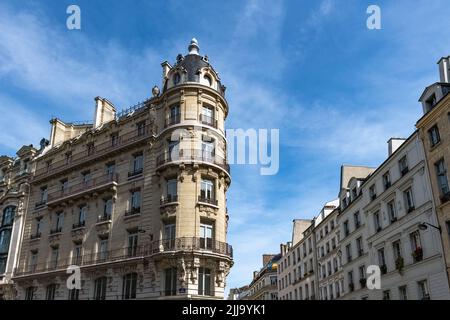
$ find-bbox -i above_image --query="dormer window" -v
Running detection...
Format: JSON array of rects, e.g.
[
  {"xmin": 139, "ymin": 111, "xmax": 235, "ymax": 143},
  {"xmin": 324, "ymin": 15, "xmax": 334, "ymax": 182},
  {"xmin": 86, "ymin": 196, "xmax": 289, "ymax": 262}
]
[
  {"xmin": 204, "ymin": 74, "xmax": 212, "ymax": 86},
  {"xmin": 425, "ymin": 93, "xmax": 437, "ymax": 111},
  {"xmin": 173, "ymin": 73, "xmax": 181, "ymax": 85}
]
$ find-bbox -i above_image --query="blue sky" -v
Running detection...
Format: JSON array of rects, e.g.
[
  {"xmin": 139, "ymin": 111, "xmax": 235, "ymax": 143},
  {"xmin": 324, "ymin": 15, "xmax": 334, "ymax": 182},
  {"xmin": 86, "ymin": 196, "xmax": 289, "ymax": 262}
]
[{"xmin": 1, "ymin": 0, "xmax": 450, "ymax": 293}]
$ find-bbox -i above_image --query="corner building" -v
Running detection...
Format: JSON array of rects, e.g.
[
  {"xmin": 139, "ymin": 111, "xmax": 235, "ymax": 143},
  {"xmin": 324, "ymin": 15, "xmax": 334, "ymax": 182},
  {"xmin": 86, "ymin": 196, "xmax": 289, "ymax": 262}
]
[{"xmin": 13, "ymin": 39, "xmax": 233, "ymax": 300}]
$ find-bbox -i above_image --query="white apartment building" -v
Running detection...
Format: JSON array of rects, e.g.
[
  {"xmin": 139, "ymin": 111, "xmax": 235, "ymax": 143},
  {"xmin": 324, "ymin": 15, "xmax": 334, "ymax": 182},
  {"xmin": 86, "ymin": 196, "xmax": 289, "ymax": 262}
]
[
  {"xmin": 315, "ymin": 200, "xmax": 343, "ymax": 300},
  {"xmin": 363, "ymin": 133, "xmax": 450, "ymax": 300},
  {"xmin": 338, "ymin": 165, "xmax": 376, "ymax": 299}
]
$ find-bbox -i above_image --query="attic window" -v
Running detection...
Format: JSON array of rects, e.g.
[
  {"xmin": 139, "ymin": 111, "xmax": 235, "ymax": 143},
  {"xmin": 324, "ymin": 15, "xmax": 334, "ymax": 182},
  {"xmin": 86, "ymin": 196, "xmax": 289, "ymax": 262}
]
[
  {"xmin": 173, "ymin": 73, "xmax": 181, "ymax": 85},
  {"xmin": 204, "ymin": 74, "xmax": 212, "ymax": 86},
  {"xmin": 426, "ymin": 93, "xmax": 437, "ymax": 111}
]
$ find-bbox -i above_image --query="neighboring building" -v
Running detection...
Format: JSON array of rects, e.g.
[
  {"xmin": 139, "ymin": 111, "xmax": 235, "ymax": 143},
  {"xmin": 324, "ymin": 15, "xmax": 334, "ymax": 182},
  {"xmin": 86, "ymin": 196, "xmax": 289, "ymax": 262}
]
[
  {"xmin": 246, "ymin": 254, "xmax": 280, "ymax": 300},
  {"xmin": 363, "ymin": 133, "xmax": 450, "ymax": 300},
  {"xmin": 315, "ymin": 201, "xmax": 342, "ymax": 300},
  {"xmin": 227, "ymin": 285, "xmax": 249, "ymax": 300},
  {"xmin": 416, "ymin": 56, "xmax": 450, "ymax": 286},
  {"xmin": 338, "ymin": 165, "xmax": 375, "ymax": 300},
  {"xmin": 0, "ymin": 145, "xmax": 39, "ymax": 299},
  {"xmin": 12, "ymin": 39, "xmax": 233, "ymax": 300}
]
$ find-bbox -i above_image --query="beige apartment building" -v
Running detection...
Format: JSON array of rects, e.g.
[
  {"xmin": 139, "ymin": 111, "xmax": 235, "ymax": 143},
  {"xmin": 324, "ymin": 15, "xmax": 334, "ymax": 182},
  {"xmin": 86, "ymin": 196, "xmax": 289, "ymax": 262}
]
[
  {"xmin": 246, "ymin": 254, "xmax": 280, "ymax": 300},
  {"xmin": 0, "ymin": 145, "xmax": 38, "ymax": 299},
  {"xmin": 12, "ymin": 39, "xmax": 233, "ymax": 300},
  {"xmin": 416, "ymin": 56, "xmax": 450, "ymax": 285}
]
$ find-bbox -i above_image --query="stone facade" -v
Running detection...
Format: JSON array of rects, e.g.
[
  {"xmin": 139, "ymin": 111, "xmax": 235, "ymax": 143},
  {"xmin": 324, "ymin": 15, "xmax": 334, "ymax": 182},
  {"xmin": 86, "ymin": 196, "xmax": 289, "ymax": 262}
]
[{"xmin": 11, "ymin": 39, "xmax": 233, "ymax": 300}]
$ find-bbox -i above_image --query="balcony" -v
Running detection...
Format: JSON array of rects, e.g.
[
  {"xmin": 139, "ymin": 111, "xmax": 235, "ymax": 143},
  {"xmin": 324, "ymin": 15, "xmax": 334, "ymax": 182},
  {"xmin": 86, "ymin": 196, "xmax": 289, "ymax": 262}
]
[
  {"xmin": 401, "ymin": 167, "xmax": 409, "ymax": 177},
  {"xmin": 30, "ymin": 233, "xmax": 41, "ymax": 240},
  {"xmin": 198, "ymin": 195, "xmax": 218, "ymax": 206},
  {"xmin": 49, "ymin": 227, "xmax": 62, "ymax": 235},
  {"xmin": 34, "ymin": 200, "xmax": 47, "ymax": 209},
  {"xmin": 72, "ymin": 221, "xmax": 85, "ymax": 230},
  {"xmin": 128, "ymin": 168, "xmax": 143, "ymax": 178},
  {"xmin": 199, "ymin": 114, "xmax": 218, "ymax": 128},
  {"xmin": 164, "ymin": 114, "xmax": 181, "ymax": 128},
  {"xmin": 13, "ymin": 238, "xmax": 233, "ymax": 277},
  {"xmin": 124, "ymin": 207, "xmax": 141, "ymax": 217},
  {"xmin": 97, "ymin": 214, "xmax": 112, "ymax": 223},
  {"xmin": 46, "ymin": 173, "xmax": 118, "ymax": 206},
  {"xmin": 160, "ymin": 195, "xmax": 178, "ymax": 205},
  {"xmin": 33, "ymin": 125, "xmax": 154, "ymax": 182},
  {"xmin": 156, "ymin": 149, "xmax": 230, "ymax": 174}
]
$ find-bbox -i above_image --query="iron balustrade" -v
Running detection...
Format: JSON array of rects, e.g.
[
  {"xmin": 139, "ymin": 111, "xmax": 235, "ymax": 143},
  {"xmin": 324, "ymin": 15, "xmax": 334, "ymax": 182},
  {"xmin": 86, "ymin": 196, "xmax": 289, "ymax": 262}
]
[
  {"xmin": 72, "ymin": 221, "xmax": 85, "ymax": 229},
  {"xmin": 49, "ymin": 227, "xmax": 62, "ymax": 235},
  {"xmin": 14, "ymin": 237, "xmax": 232, "ymax": 277},
  {"xmin": 199, "ymin": 114, "xmax": 217, "ymax": 128},
  {"xmin": 34, "ymin": 125, "xmax": 154, "ymax": 181},
  {"xmin": 124, "ymin": 207, "xmax": 141, "ymax": 216},
  {"xmin": 198, "ymin": 195, "xmax": 218, "ymax": 206},
  {"xmin": 156, "ymin": 149, "xmax": 230, "ymax": 173},
  {"xmin": 46, "ymin": 173, "xmax": 118, "ymax": 204},
  {"xmin": 164, "ymin": 114, "xmax": 181, "ymax": 128},
  {"xmin": 160, "ymin": 195, "xmax": 178, "ymax": 205}
]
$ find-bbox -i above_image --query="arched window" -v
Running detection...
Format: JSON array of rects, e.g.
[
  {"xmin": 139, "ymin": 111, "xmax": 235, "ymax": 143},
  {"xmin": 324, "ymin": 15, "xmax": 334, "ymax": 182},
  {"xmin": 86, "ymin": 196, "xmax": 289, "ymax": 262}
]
[
  {"xmin": 0, "ymin": 229, "xmax": 11, "ymax": 254},
  {"xmin": 1, "ymin": 206, "xmax": 15, "ymax": 227}
]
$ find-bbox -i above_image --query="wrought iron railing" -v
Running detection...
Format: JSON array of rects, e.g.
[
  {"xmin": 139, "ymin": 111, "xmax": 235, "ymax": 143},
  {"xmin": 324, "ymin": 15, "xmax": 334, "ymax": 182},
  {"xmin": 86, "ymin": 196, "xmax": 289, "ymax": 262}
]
[{"xmin": 156, "ymin": 149, "xmax": 229, "ymax": 173}]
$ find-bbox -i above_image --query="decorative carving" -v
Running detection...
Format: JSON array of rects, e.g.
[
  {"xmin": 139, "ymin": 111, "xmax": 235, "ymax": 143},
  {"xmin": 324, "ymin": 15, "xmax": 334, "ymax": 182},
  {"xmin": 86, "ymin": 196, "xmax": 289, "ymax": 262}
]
[
  {"xmin": 96, "ymin": 221, "xmax": 111, "ymax": 237},
  {"xmin": 178, "ymin": 257, "xmax": 187, "ymax": 287},
  {"xmin": 198, "ymin": 203, "xmax": 218, "ymax": 216},
  {"xmin": 160, "ymin": 204, "xmax": 177, "ymax": 219}
]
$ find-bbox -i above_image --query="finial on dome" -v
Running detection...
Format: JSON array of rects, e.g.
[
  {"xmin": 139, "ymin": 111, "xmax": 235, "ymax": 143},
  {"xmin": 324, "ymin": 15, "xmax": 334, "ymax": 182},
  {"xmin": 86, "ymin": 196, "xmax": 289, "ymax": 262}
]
[{"xmin": 188, "ymin": 38, "xmax": 199, "ymax": 55}]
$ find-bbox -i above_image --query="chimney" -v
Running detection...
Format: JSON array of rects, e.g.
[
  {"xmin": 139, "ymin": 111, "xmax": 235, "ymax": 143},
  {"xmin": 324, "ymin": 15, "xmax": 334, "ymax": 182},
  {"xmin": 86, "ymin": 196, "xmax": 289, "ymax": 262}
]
[
  {"xmin": 94, "ymin": 97, "xmax": 116, "ymax": 128},
  {"xmin": 438, "ymin": 56, "xmax": 450, "ymax": 83},
  {"xmin": 387, "ymin": 138, "xmax": 406, "ymax": 156}
]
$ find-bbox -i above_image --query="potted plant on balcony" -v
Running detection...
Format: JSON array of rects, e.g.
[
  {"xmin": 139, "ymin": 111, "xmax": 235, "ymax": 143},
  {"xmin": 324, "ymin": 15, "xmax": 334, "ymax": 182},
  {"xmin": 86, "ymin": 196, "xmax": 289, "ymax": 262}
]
[
  {"xmin": 412, "ymin": 247, "xmax": 423, "ymax": 262},
  {"xmin": 395, "ymin": 256, "xmax": 404, "ymax": 275}
]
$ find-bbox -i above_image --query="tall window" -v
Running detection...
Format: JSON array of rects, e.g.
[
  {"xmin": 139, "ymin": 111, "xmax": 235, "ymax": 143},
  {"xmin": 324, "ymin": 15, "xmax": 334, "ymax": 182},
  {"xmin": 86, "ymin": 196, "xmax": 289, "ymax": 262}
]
[
  {"xmin": 82, "ymin": 171, "xmax": 91, "ymax": 185},
  {"xmin": 86, "ymin": 143, "xmax": 95, "ymax": 156},
  {"xmin": 200, "ymin": 179, "xmax": 215, "ymax": 202},
  {"xmin": 410, "ymin": 231, "xmax": 423, "ymax": 262},
  {"xmin": 137, "ymin": 121, "xmax": 146, "ymax": 136},
  {"xmin": 50, "ymin": 246, "xmax": 59, "ymax": 269},
  {"xmin": 399, "ymin": 286, "xmax": 408, "ymax": 300},
  {"xmin": 345, "ymin": 244, "xmax": 352, "ymax": 262},
  {"xmin": 348, "ymin": 271, "xmax": 354, "ymax": 287},
  {"xmin": 201, "ymin": 141, "xmax": 215, "ymax": 161},
  {"xmin": 130, "ymin": 190, "xmax": 141, "ymax": 212},
  {"xmin": 103, "ymin": 198, "xmax": 113, "ymax": 220},
  {"xmin": 25, "ymin": 287, "xmax": 35, "ymax": 300},
  {"xmin": 201, "ymin": 105, "xmax": 214, "ymax": 126},
  {"xmin": 0, "ymin": 230, "xmax": 11, "ymax": 254},
  {"xmin": 418, "ymin": 280, "xmax": 430, "ymax": 300},
  {"xmin": 382, "ymin": 172, "xmax": 391, "ymax": 190},
  {"xmin": 78, "ymin": 205, "xmax": 87, "ymax": 226},
  {"xmin": 111, "ymin": 133, "xmax": 119, "ymax": 147},
  {"xmin": 200, "ymin": 223, "xmax": 213, "ymax": 250},
  {"xmin": 399, "ymin": 156, "xmax": 409, "ymax": 176},
  {"xmin": 369, "ymin": 184, "xmax": 376, "ymax": 200},
  {"xmin": 99, "ymin": 238, "xmax": 108, "ymax": 261},
  {"xmin": 127, "ymin": 231, "xmax": 138, "ymax": 257},
  {"xmin": 393, "ymin": 240, "xmax": 402, "ymax": 261},
  {"xmin": 166, "ymin": 179, "xmax": 177, "ymax": 202},
  {"xmin": 378, "ymin": 248, "xmax": 386, "ymax": 269},
  {"xmin": 0, "ymin": 256, "xmax": 6, "ymax": 274},
  {"xmin": 354, "ymin": 211, "xmax": 361, "ymax": 229},
  {"xmin": 94, "ymin": 277, "xmax": 107, "ymax": 300},
  {"xmin": 61, "ymin": 179, "xmax": 69, "ymax": 193},
  {"xmin": 46, "ymin": 284, "xmax": 56, "ymax": 300},
  {"xmin": 40, "ymin": 187, "xmax": 48, "ymax": 204},
  {"xmin": 68, "ymin": 289, "xmax": 80, "ymax": 300},
  {"xmin": 374, "ymin": 211, "xmax": 381, "ymax": 232},
  {"xmin": 131, "ymin": 153, "xmax": 143, "ymax": 175},
  {"xmin": 164, "ymin": 224, "xmax": 176, "ymax": 249},
  {"xmin": 343, "ymin": 220, "xmax": 350, "ymax": 237},
  {"xmin": 428, "ymin": 125, "xmax": 441, "ymax": 147},
  {"xmin": 36, "ymin": 218, "xmax": 43, "ymax": 237},
  {"xmin": 55, "ymin": 212, "xmax": 64, "ymax": 232},
  {"xmin": 435, "ymin": 159, "xmax": 450, "ymax": 198},
  {"xmin": 29, "ymin": 251, "xmax": 38, "ymax": 272},
  {"xmin": 383, "ymin": 290, "xmax": 391, "ymax": 300},
  {"xmin": 404, "ymin": 188, "xmax": 415, "ymax": 212},
  {"xmin": 72, "ymin": 243, "xmax": 82, "ymax": 265},
  {"xmin": 122, "ymin": 273, "xmax": 137, "ymax": 299},
  {"xmin": 164, "ymin": 267, "xmax": 177, "ymax": 296},
  {"xmin": 198, "ymin": 267, "xmax": 212, "ymax": 296},
  {"xmin": 106, "ymin": 162, "xmax": 115, "ymax": 177},
  {"xmin": 387, "ymin": 200, "xmax": 397, "ymax": 222},
  {"xmin": 356, "ymin": 237, "xmax": 363, "ymax": 256}
]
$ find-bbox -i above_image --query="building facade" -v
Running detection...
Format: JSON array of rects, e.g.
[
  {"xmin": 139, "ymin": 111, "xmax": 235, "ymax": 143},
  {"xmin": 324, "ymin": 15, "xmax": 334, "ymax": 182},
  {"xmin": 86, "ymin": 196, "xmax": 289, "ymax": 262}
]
[
  {"xmin": 0, "ymin": 145, "xmax": 38, "ymax": 299},
  {"xmin": 363, "ymin": 133, "xmax": 450, "ymax": 300},
  {"xmin": 246, "ymin": 254, "xmax": 280, "ymax": 300},
  {"xmin": 416, "ymin": 56, "xmax": 450, "ymax": 286},
  {"xmin": 12, "ymin": 39, "xmax": 233, "ymax": 300}
]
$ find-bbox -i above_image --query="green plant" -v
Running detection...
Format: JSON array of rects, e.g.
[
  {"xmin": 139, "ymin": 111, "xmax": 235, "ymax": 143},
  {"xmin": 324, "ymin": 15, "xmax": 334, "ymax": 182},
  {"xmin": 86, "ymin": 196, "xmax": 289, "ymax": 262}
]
[{"xmin": 395, "ymin": 257, "xmax": 404, "ymax": 274}]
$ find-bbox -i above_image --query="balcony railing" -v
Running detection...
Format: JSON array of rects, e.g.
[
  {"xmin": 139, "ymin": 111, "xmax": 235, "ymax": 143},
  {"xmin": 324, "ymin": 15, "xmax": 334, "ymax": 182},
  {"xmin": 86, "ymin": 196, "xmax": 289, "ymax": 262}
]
[
  {"xmin": 160, "ymin": 195, "xmax": 178, "ymax": 205},
  {"xmin": 128, "ymin": 168, "xmax": 143, "ymax": 178},
  {"xmin": 72, "ymin": 221, "xmax": 85, "ymax": 229},
  {"xmin": 164, "ymin": 114, "xmax": 181, "ymax": 128},
  {"xmin": 198, "ymin": 195, "xmax": 218, "ymax": 206},
  {"xmin": 14, "ymin": 237, "xmax": 232, "ymax": 277},
  {"xmin": 30, "ymin": 233, "xmax": 41, "ymax": 240},
  {"xmin": 199, "ymin": 114, "xmax": 217, "ymax": 128},
  {"xmin": 124, "ymin": 207, "xmax": 141, "ymax": 217},
  {"xmin": 33, "ymin": 125, "xmax": 154, "ymax": 181},
  {"xmin": 46, "ymin": 173, "xmax": 118, "ymax": 205},
  {"xmin": 97, "ymin": 214, "xmax": 112, "ymax": 223},
  {"xmin": 49, "ymin": 227, "xmax": 62, "ymax": 235},
  {"xmin": 35, "ymin": 200, "xmax": 47, "ymax": 209},
  {"xmin": 156, "ymin": 149, "xmax": 230, "ymax": 173}
]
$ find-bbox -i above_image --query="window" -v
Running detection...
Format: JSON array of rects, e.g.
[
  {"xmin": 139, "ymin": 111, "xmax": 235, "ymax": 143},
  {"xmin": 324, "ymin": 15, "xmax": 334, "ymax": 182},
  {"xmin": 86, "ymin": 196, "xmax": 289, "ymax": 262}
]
[
  {"xmin": 64, "ymin": 152, "xmax": 72, "ymax": 165},
  {"xmin": 378, "ymin": 248, "xmax": 386, "ymax": 273},
  {"xmin": 46, "ymin": 284, "xmax": 56, "ymax": 300},
  {"xmin": 428, "ymin": 125, "xmax": 441, "ymax": 147},
  {"xmin": 122, "ymin": 273, "xmax": 137, "ymax": 299},
  {"xmin": 106, "ymin": 162, "xmax": 115, "ymax": 177},
  {"xmin": 35, "ymin": 218, "xmax": 43, "ymax": 237},
  {"xmin": 25, "ymin": 287, "xmax": 35, "ymax": 300},
  {"xmin": 435, "ymin": 159, "xmax": 450, "ymax": 200},
  {"xmin": 168, "ymin": 105, "xmax": 181, "ymax": 126},
  {"xmin": 325, "ymin": 225, "xmax": 329, "ymax": 235},
  {"xmin": 404, "ymin": 188, "xmax": 415, "ymax": 212},
  {"xmin": 39, "ymin": 187, "xmax": 48, "ymax": 204},
  {"xmin": 72, "ymin": 243, "xmax": 82, "ymax": 265},
  {"xmin": 418, "ymin": 280, "xmax": 430, "ymax": 300},
  {"xmin": 0, "ymin": 230, "xmax": 11, "ymax": 254},
  {"xmin": 50, "ymin": 246, "xmax": 59, "ymax": 269},
  {"xmin": 166, "ymin": 179, "xmax": 177, "ymax": 202},
  {"xmin": 98, "ymin": 238, "xmax": 108, "ymax": 261},
  {"xmin": 54, "ymin": 212, "xmax": 64, "ymax": 233},
  {"xmin": 103, "ymin": 198, "xmax": 113, "ymax": 220},
  {"xmin": 127, "ymin": 231, "xmax": 138, "ymax": 257},
  {"xmin": 173, "ymin": 73, "xmax": 181, "ymax": 85},
  {"xmin": 354, "ymin": 211, "xmax": 361, "ymax": 229},
  {"xmin": 2, "ymin": 206, "xmax": 15, "ymax": 227},
  {"xmin": 356, "ymin": 237, "xmax": 363, "ymax": 256},
  {"xmin": 200, "ymin": 223, "xmax": 213, "ymax": 250},
  {"xmin": 68, "ymin": 289, "xmax": 80, "ymax": 300},
  {"xmin": 131, "ymin": 153, "xmax": 143, "ymax": 175},
  {"xmin": 399, "ymin": 286, "xmax": 408, "ymax": 300},
  {"xmin": 345, "ymin": 244, "xmax": 352, "ymax": 262},
  {"xmin": 410, "ymin": 231, "xmax": 423, "ymax": 262},
  {"xmin": 348, "ymin": 271, "xmax": 354, "ymax": 291},
  {"xmin": 446, "ymin": 220, "xmax": 450, "ymax": 236},
  {"xmin": 201, "ymin": 140, "xmax": 215, "ymax": 161},
  {"xmin": 29, "ymin": 251, "xmax": 38, "ymax": 272},
  {"xmin": 204, "ymin": 74, "xmax": 212, "ymax": 86},
  {"xmin": 78, "ymin": 205, "xmax": 87, "ymax": 226},
  {"xmin": 60, "ymin": 179, "xmax": 69, "ymax": 193},
  {"xmin": 326, "ymin": 242, "xmax": 330, "ymax": 254},
  {"xmin": 351, "ymin": 187, "xmax": 358, "ymax": 200},
  {"xmin": 164, "ymin": 267, "xmax": 177, "ymax": 296},
  {"xmin": 383, "ymin": 172, "xmax": 391, "ymax": 190},
  {"xmin": 164, "ymin": 224, "xmax": 176, "ymax": 249},
  {"xmin": 369, "ymin": 184, "xmax": 376, "ymax": 200},
  {"xmin": 86, "ymin": 143, "xmax": 95, "ymax": 156},
  {"xmin": 136, "ymin": 121, "xmax": 146, "ymax": 136},
  {"xmin": 387, "ymin": 200, "xmax": 397, "ymax": 222},
  {"xmin": 343, "ymin": 220, "xmax": 350, "ymax": 237},
  {"xmin": 383, "ymin": 290, "xmax": 391, "ymax": 300},
  {"xmin": 399, "ymin": 156, "xmax": 409, "ymax": 176},
  {"xmin": 130, "ymin": 190, "xmax": 141, "ymax": 212},
  {"xmin": 359, "ymin": 265, "xmax": 366, "ymax": 288},
  {"xmin": 201, "ymin": 105, "xmax": 215, "ymax": 126},
  {"xmin": 82, "ymin": 170, "xmax": 91, "ymax": 185},
  {"xmin": 393, "ymin": 240, "xmax": 403, "ymax": 269},
  {"xmin": 200, "ymin": 179, "xmax": 215, "ymax": 203},
  {"xmin": 94, "ymin": 277, "xmax": 107, "ymax": 300},
  {"xmin": 374, "ymin": 211, "xmax": 382, "ymax": 232},
  {"xmin": 331, "ymin": 238, "xmax": 336, "ymax": 249},
  {"xmin": 111, "ymin": 133, "xmax": 119, "ymax": 146}
]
